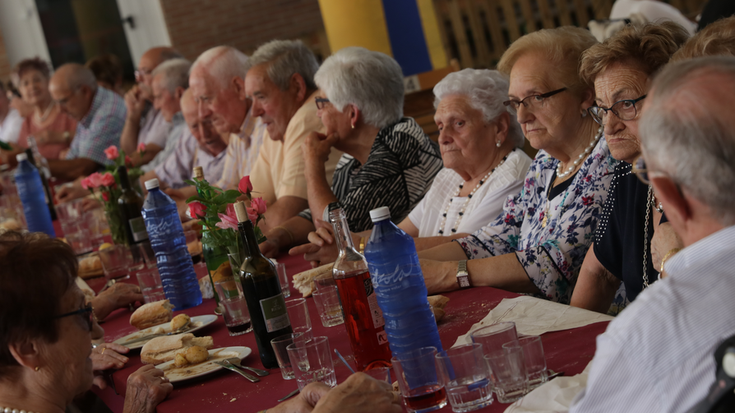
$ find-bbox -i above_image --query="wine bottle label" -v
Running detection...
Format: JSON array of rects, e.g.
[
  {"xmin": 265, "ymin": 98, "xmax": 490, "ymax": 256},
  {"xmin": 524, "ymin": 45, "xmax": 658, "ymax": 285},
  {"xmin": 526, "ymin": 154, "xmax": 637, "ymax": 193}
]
[
  {"xmin": 260, "ymin": 293, "xmax": 290, "ymax": 333},
  {"xmin": 364, "ymin": 278, "xmax": 385, "ymax": 329},
  {"xmin": 128, "ymin": 217, "xmax": 149, "ymax": 242}
]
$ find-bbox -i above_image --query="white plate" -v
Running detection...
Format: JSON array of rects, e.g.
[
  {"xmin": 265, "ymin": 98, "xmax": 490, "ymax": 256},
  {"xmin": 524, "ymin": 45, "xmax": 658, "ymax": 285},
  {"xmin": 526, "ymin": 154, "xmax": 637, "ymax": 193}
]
[
  {"xmin": 113, "ymin": 315, "xmax": 218, "ymax": 350},
  {"xmin": 158, "ymin": 346, "xmax": 252, "ymax": 383}
]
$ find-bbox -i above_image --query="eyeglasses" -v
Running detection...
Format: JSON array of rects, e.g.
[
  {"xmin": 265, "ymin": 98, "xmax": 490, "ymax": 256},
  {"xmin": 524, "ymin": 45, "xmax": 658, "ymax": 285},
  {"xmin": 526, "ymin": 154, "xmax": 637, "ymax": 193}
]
[
  {"xmin": 588, "ymin": 95, "xmax": 646, "ymax": 125},
  {"xmin": 134, "ymin": 68, "xmax": 153, "ymax": 81},
  {"xmin": 314, "ymin": 97, "xmax": 330, "ymax": 110},
  {"xmin": 55, "ymin": 88, "xmax": 78, "ymax": 106},
  {"xmin": 503, "ymin": 87, "xmax": 567, "ymax": 112},
  {"xmin": 54, "ymin": 303, "xmax": 95, "ymax": 332}
]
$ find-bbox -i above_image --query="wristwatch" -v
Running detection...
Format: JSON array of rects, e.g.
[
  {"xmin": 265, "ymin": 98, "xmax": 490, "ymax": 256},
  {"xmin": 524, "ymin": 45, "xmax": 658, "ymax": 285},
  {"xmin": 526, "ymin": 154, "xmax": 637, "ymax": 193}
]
[{"xmin": 456, "ymin": 260, "xmax": 471, "ymax": 288}]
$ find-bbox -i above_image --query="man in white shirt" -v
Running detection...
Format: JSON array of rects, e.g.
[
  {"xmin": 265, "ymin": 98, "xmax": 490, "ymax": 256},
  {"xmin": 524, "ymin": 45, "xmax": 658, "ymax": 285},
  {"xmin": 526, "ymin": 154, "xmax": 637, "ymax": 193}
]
[
  {"xmin": 569, "ymin": 56, "xmax": 735, "ymax": 413},
  {"xmin": 0, "ymin": 84, "xmax": 22, "ymax": 145}
]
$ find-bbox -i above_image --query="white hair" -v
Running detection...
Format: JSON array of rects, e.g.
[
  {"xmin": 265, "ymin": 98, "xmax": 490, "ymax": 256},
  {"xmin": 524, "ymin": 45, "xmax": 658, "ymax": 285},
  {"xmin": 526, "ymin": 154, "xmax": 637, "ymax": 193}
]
[
  {"xmin": 191, "ymin": 46, "xmax": 249, "ymax": 89},
  {"xmin": 152, "ymin": 58, "xmax": 191, "ymax": 93},
  {"xmin": 64, "ymin": 63, "xmax": 97, "ymax": 91},
  {"xmin": 245, "ymin": 40, "xmax": 318, "ymax": 91},
  {"xmin": 314, "ymin": 47, "xmax": 403, "ymax": 129},
  {"xmin": 640, "ymin": 56, "xmax": 735, "ymax": 226},
  {"xmin": 433, "ymin": 69, "xmax": 525, "ymax": 148}
]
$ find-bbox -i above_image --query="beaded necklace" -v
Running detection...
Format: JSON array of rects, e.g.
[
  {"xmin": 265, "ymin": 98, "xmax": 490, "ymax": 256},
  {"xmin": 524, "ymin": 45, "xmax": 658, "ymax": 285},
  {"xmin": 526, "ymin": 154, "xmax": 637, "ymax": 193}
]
[{"xmin": 437, "ymin": 152, "xmax": 510, "ymax": 235}]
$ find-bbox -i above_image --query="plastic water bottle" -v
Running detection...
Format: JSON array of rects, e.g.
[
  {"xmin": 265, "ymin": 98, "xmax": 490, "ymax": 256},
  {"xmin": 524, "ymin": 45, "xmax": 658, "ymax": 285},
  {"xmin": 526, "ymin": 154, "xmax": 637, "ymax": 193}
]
[
  {"xmin": 14, "ymin": 153, "xmax": 55, "ymax": 237},
  {"xmin": 364, "ymin": 206, "xmax": 443, "ymax": 358},
  {"xmin": 141, "ymin": 179, "xmax": 201, "ymax": 310}
]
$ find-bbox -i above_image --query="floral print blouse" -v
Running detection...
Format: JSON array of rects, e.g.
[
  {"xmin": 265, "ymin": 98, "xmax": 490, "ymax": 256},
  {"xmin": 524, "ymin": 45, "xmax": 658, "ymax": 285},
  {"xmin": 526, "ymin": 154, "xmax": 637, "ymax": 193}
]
[{"xmin": 456, "ymin": 136, "xmax": 618, "ymax": 304}]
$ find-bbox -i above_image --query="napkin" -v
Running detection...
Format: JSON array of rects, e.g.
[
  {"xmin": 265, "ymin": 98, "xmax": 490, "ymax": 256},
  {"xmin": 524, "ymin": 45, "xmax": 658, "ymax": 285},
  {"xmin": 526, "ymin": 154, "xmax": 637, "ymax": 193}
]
[
  {"xmin": 503, "ymin": 362, "xmax": 593, "ymax": 413},
  {"xmin": 453, "ymin": 296, "xmax": 613, "ymax": 347}
]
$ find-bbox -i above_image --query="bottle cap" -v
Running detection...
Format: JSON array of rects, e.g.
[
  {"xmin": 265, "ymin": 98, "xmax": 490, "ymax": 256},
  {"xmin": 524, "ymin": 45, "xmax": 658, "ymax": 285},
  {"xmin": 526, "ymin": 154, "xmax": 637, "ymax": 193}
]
[
  {"xmin": 234, "ymin": 201, "xmax": 249, "ymax": 223},
  {"xmin": 144, "ymin": 179, "xmax": 160, "ymax": 190},
  {"xmin": 16, "ymin": 153, "xmax": 28, "ymax": 162},
  {"xmin": 369, "ymin": 206, "xmax": 391, "ymax": 222}
]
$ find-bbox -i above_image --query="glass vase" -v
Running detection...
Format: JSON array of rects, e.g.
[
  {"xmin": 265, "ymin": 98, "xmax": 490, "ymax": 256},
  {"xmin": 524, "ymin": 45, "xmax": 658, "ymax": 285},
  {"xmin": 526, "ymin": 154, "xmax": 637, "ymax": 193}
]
[
  {"xmin": 104, "ymin": 205, "xmax": 127, "ymax": 246},
  {"xmin": 202, "ymin": 243, "xmax": 231, "ymax": 307}
]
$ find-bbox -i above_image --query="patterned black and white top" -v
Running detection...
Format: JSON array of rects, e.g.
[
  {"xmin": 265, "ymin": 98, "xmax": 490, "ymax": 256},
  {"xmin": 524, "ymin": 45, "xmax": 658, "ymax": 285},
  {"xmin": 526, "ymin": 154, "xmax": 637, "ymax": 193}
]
[{"xmin": 298, "ymin": 117, "xmax": 443, "ymax": 232}]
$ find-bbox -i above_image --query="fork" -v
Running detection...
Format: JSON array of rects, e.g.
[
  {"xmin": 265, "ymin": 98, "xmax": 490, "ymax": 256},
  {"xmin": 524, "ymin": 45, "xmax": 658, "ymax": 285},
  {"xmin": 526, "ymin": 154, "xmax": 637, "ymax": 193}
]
[
  {"xmin": 225, "ymin": 358, "xmax": 270, "ymax": 377},
  {"xmin": 214, "ymin": 361, "xmax": 260, "ymax": 383}
]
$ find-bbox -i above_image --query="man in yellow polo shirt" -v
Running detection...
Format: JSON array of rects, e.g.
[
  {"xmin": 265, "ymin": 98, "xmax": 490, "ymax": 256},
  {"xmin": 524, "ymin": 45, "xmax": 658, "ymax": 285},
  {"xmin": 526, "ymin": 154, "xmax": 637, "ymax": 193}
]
[{"xmin": 244, "ymin": 40, "xmax": 341, "ymax": 233}]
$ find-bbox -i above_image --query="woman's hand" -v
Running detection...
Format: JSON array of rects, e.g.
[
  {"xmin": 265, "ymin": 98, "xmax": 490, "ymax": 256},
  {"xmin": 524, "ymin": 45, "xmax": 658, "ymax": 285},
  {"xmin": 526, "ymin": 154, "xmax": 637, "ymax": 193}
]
[
  {"xmin": 302, "ymin": 132, "xmax": 338, "ymax": 168},
  {"xmin": 91, "ymin": 343, "xmax": 130, "ymax": 389},
  {"xmin": 92, "ymin": 283, "xmax": 144, "ymax": 320},
  {"xmin": 651, "ymin": 222, "xmax": 683, "ymax": 274},
  {"xmin": 312, "ymin": 373, "xmax": 402, "ymax": 413},
  {"xmin": 259, "ymin": 238, "xmax": 281, "ymax": 258},
  {"xmin": 123, "ymin": 365, "xmax": 173, "ymax": 413},
  {"xmin": 289, "ymin": 227, "xmax": 338, "ymax": 267}
]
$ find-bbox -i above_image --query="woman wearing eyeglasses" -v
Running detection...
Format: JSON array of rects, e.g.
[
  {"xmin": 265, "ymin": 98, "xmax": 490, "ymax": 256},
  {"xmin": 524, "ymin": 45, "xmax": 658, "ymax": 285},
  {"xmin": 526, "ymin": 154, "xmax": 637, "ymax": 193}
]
[
  {"xmin": 416, "ymin": 26, "xmax": 617, "ymax": 304},
  {"xmin": 259, "ymin": 47, "xmax": 444, "ymax": 257},
  {"xmin": 570, "ymin": 22, "xmax": 689, "ymax": 314},
  {"xmin": 0, "ymin": 232, "xmax": 172, "ymax": 413}
]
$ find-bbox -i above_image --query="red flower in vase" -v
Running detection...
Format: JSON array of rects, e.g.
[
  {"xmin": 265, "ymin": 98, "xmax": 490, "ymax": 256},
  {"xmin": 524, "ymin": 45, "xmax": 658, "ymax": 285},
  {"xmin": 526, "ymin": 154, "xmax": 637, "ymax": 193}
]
[
  {"xmin": 104, "ymin": 146, "xmax": 119, "ymax": 160},
  {"xmin": 188, "ymin": 201, "xmax": 207, "ymax": 219},
  {"xmin": 238, "ymin": 176, "xmax": 253, "ymax": 194}
]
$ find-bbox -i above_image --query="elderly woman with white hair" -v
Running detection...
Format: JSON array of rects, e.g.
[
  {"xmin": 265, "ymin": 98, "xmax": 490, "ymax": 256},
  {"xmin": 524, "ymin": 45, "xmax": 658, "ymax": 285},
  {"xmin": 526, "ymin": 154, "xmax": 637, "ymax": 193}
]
[
  {"xmin": 259, "ymin": 47, "xmax": 444, "ymax": 257},
  {"xmin": 290, "ymin": 68, "xmax": 532, "ymax": 265}
]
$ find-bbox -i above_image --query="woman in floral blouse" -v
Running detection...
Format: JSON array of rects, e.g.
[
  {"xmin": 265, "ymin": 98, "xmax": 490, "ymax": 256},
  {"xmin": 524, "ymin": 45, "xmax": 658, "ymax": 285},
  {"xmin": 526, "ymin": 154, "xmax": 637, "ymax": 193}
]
[{"xmin": 419, "ymin": 26, "xmax": 618, "ymax": 304}]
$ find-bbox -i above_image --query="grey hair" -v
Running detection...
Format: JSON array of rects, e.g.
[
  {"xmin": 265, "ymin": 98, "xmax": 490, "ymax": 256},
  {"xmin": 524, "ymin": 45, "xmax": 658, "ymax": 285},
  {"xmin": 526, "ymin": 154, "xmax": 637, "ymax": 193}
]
[
  {"xmin": 314, "ymin": 47, "xmax": 403, "ymax": 128},
  {"xmin": 191, "ymin": 46, "xmax": 249, "ymax": 89},
  {"xmin": 245, "ymin": 40, "xmax": 318, "ymax": 91},
  {"xmin": 433, "ymin": 69, "xmax": 525, "ymax": 148},
  {"xmin": 152, "ymin": 58, "xmax": 191, "ymax": 93},
  {"xmin": 66, "ymin": 64, "xmax": 97, "ymax": 92},
  {"xmin": 640, "ymin": 56, "xmax": 735, "ymax": 226}
]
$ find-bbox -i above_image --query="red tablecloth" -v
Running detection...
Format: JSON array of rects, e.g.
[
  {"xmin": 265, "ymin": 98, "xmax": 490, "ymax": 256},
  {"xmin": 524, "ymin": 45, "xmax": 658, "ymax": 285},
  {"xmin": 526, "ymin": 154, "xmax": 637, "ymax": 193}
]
[{"xmin": 88, "ymin": 254, "xmax": 609, "ymax": 413}]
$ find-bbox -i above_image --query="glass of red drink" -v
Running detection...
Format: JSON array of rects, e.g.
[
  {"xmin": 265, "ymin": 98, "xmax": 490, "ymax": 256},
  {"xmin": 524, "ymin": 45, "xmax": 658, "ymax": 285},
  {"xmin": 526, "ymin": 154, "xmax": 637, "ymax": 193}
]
[{"xmin": 391, "ymin": 346, "xmax": 447, "ymax": 412}]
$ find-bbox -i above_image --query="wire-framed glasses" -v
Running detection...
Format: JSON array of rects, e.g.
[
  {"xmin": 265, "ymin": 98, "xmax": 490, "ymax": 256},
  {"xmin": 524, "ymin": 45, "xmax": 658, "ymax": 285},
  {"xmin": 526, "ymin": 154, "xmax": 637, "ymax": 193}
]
[
  {"xmin": 314, "ymin": 97, "xmax": 330, "ymax": 110},
  {"xmin": 588, "ymin": 95, "xmax": 647, "ymax": 125},
  {"xmin": 503, "ymin": 87, "xmax": 567, "ymax": 112}
]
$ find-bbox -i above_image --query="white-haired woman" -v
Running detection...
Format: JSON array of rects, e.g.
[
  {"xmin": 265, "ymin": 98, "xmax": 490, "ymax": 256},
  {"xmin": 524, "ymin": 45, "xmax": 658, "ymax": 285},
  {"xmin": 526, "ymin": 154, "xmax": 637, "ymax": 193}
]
[
  {"xmin": 259, "ymin": 47, "xmax": 444, "ymax": 257},
  {"xmin": 290, "ymin": 68, "xmax": 532, "ymax": 266}
]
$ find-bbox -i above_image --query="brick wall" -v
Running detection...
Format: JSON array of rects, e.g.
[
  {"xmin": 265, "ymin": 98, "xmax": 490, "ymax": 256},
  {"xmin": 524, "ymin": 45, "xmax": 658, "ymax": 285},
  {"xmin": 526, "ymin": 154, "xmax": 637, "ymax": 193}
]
[{"xmin": 159, "ymin": 0, "xmax": 328, "ymax": 61}]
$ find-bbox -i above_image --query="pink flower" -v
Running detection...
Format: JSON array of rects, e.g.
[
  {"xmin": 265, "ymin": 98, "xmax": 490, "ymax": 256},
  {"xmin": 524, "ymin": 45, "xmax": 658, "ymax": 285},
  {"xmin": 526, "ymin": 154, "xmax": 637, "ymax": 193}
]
[
  {"xmin": 102, "ymin": 192, "xmax": 110, "ymax": 202},
  {"xmin": 86, "ymin": 172, "xmax": 104, "ymax": 188},
  {"xmin": 215, "ymin": 204, "xmax": 239, "ymax": 230},
  {"xmin": 245, "ymin": 206, "xmax": 258, "ymax": 223},
  {"xmin": 251, "ymin": 197, "xmax": 267, "ymax": 215},
  {"xmin": 100, "ymin": 172, "xmax": 116, "ymax": 187},
  {"xmin": 238, "ymin": 176, "xmax": 253, "ymax": 194},
  {"xmin": 137, "ymin": 143, "xmax": 146, "ymax": 153},
  {"xmin": 104, "ymin": 146, "xmax": 119, "ymax": 160},
  {"xmin": 188, "ymin": 201, "xmax": 207, "ymax": 219},
  {"xmin": 81, "ymin": 177, "xmax": 91, "ymax": 190},
  {"xmin": 125, "ymin": 156, "xmax": 133, "ymax": 168}
]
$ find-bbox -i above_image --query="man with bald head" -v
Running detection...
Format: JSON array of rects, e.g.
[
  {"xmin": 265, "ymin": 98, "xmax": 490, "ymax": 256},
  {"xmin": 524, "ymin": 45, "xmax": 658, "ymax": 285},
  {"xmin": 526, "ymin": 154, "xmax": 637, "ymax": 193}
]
[
  {"xmin": 120, "ymin": 46, "xmax": 183, "ymax": 165},
  {"xmin": 569, "ymin": 56, "xmax": 735, "ymax": 413},
  {"xmin": 48, "ymin": 63, "xmax": 125, "ymax": 180},
  {"xmin": 140, "ymin": 89, "xmax": 228, "ymax": 190}
]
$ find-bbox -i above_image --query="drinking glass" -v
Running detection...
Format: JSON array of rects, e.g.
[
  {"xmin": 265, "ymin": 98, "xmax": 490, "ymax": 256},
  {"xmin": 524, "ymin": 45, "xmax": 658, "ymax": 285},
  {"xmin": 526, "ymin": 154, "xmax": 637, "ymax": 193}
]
[
  {"xmin": 392, "ymin": 346, "xmax": 447, "ymax": 413},
  {"xmin": 135, "ymin": 267, "xmax": 166, "ymax": 303},
  {"xmin": 287, "ymin": 336, "xmax": 336, "ymax": 390},
  {"xmin": 276, "ymin": 263, "xmax": 290, "ymax": 298},
  {"xmin": 484, "ymin": 347, "xmax": 527, "ymax": 403},
  {"xmin": 312, "ymin": 286, "xmax": 344, "ymax": 327},
  {"xmin": 99, "ymin": 245, "xmax": 132, "ymax": 280},
  {"xmin": 285, "ymin": 298, "xmax": 313, "ymax": 338},
  {"xmin": 270, "ymin": 331, "xmax": 307, "ymax": 380},
  {"xmin": 363, "ymin": 366, "xmax": 391, "ymax": 383},
  {"xmin": 503, "ymin": 336, "xmax": 547, "ymax": 391},
  {"xmin": 470, "ymin": 322, "xmax": 519, "ymax": 356},
  {"xmin": 435, "ymin": 343, "xmax": 494, "ymax": 412},
  {"xmin": 214, "ymin": 279, "xmax": 252, "ymax": 336}
]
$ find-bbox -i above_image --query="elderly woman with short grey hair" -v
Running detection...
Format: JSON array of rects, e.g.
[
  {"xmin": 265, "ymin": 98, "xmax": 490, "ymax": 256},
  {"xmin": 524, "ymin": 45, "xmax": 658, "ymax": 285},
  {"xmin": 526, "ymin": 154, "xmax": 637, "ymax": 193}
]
[{"xmin": 259, "ymin": 47, "xmax": 444, "ymax": 258}]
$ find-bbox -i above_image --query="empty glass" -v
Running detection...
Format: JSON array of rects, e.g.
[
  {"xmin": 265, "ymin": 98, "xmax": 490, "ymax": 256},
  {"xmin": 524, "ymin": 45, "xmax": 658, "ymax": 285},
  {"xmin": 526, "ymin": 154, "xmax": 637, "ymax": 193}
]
[
  {"xmin": 312, "ymin": 285, "xmax": 344, "ymax": 327},
  {"xmin": 270, "ymin": 331, "xmax": 307, "ymax": 380},
  {"xmin": 484, "ymin": 347, "xmax": 527, "ymax": 404},
  {"xmin": 287, "ymin": 336, "xmax": 336, "ymax": 390},
  {"xmin": 436, "ymin": 343, "xmax": 493, "ymax": 412},
  {"xmin": 276, "ymin": 263, "xmax": 290, "ymax": 298},
  {"xmin": 285, "ymin": 298, "xmax": 313, "ymax": 338},
  {"xmin": 503, "ymin": 335, "xmax": 547, "ymax": 391},
  {"xmin": 99, "ymin": 245, "xmax": 132, "ymax": 280},
  {"xmin": 135, "ymin": 267, "xmax": 166, "ymax": 303},
  {"xmin": 470, "ymin": 322, "xmax": 519, "ymax": 355}
]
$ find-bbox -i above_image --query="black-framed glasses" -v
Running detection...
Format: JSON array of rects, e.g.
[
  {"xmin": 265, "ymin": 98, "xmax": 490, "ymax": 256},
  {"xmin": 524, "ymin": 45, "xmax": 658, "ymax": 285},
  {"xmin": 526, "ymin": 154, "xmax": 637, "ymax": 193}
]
[
  {"xmin": 54, "ymin": 303, "xmax": 95, "ymax": 332},
  {"xmin": 588, "ymin": 95, "xmax": 646, "ymax": 125},
  {"xmin": 503, "ymin": 87, "xmax": 567, "ymax": 112},
  {"xmin": 314, "ymin": 97, "xmax": 330, "ymax": 110}
]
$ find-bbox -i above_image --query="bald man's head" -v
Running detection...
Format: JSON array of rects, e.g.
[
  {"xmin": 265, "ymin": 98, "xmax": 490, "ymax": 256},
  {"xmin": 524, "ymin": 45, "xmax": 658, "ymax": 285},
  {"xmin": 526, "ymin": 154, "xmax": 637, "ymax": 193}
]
[
  {"xmin": 49, "ymin": 63, "xmax": 97, "ymax": 121},
  {"xmin": 137, "ymin": 46, "xmax": 183, "ymax": 99}
]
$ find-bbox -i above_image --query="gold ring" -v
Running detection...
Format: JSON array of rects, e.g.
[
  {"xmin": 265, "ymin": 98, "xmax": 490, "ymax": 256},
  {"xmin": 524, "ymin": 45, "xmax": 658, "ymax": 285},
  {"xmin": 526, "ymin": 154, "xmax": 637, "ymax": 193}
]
[{"xmin": 101, "ymin": 347, "xmax": 106, "ymax": 355}]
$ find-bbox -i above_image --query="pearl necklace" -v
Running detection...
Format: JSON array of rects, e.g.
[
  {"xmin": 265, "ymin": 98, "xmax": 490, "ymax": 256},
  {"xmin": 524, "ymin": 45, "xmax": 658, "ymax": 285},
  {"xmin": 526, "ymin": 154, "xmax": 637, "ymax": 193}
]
[
  {"xmin": 33, "ymin": 101, "xmax": 56, "ymax": 125},
  {"xmin": 0, "ymin": 406, "xmax": 39, "ymax": 413},
  {"xmin": 556, "ymin": 127, "xmax": 603, "ymax": 179},
  {"xmin": 437, "ymin": 152, "xmax": 510, "ymax": 235}
]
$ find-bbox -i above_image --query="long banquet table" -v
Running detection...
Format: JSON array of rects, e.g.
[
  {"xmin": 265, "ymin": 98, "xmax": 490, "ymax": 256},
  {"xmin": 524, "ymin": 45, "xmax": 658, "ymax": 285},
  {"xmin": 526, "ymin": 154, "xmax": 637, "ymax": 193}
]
[{"xmin": 87, "ymin": 253, "xmax": 609, "ymax": 413}]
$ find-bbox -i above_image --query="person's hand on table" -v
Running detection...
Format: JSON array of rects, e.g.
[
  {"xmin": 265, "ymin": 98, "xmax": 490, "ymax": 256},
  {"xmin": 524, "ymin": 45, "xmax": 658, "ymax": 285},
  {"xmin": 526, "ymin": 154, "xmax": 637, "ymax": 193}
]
[
  {"xmin": 651, "ymin": 222, "xmax": 683, "ymax": 276},
  {"xmin": 92, "ymin": 283, "xmax": 144, "ymax": 320},
  {"xmin": 312, "ymin": 373, "xmax": 402, "ymax": 413},
  {"xmin": 164, "ymin": 187, "xmax": 187, "ymax": 200},
  {"xmin": 260, "ymin": 238, "xmax": 281, "ymax": 258},
  {"xmin": 289, "ymin": 226, "xmax": 338, "ymax": 268},
  {"xmin": 267, "ymin": 382, "xmax": 331, "ymax": 413},
  {"xmin": 55, "ymin": 183, "xmax": 88, "ymax": 204},
  {"xmin": 91, "ymin": 343, "xmax": 130, "ymax": 389},
  {"xmin": 123, "ymin": 364, "xmax": 173, "ymax": 413}
]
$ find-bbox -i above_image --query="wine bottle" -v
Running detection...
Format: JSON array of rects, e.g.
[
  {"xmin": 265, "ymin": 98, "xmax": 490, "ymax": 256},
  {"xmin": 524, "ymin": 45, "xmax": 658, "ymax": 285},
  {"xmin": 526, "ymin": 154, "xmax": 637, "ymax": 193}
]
[
  {"xmin": 330, "ymin": 207, "xmax": 392, "ymax": 371},
  {"xmin": 234, "ymin": 201, "xmax": 292, "ymax": 368},
  {"xmin": 117, "ymin": 166, "xmax": 148, "ymax": 245}
]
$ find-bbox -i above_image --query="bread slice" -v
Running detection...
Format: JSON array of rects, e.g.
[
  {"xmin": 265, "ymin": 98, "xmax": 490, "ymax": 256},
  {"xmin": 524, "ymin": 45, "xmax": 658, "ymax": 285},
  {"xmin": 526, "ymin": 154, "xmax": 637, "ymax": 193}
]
[
  {"xmin": 292, "ymin": 263, "xmax": 333, "ymax": 297},
  {"xmin": 130, "ymin": 300, "xmax": 174, "ymax": 330},
  {"xmin": 140, "ymin": 333, "xmax": 214, "ymax": 365}
]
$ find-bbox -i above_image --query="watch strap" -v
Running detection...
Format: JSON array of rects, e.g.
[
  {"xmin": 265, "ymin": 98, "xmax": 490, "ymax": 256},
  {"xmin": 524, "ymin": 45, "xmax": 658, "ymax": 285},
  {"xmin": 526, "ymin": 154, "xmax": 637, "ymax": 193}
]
[{"xmin": 457, "ymin": 260, "xmax": 471, "ymax": 288}]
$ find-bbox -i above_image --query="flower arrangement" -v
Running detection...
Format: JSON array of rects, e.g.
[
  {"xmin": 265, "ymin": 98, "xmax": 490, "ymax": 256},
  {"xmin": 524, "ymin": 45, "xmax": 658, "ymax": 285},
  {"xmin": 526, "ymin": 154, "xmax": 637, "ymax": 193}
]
[{"xmin": 80, "ymin": 145, "xmax": 144, "ymax": 245}]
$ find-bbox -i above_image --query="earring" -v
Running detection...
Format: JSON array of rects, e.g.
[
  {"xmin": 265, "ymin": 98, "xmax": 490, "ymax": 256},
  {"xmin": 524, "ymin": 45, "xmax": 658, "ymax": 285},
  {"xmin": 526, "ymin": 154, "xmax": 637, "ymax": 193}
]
[
  {"xmin": 581, "ymin": 110, "xmax": 588, "ymax": 118},
  {"xmin": 496, "ymin": 140, "xmax": 502, "ymax": 148},
  {"xmin": 35, "ymin": 366, "xmax": 40, "ymax": 372},
  {"xmin": 351, "ymin": 123, "xmax": 355, "ymax": 129}
]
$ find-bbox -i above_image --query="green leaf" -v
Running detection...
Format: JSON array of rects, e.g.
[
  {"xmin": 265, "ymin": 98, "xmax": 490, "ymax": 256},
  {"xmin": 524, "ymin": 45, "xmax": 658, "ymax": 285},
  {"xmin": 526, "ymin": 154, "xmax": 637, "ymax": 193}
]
[
  {"xmin": 185, "ymin": 196, "xmax": 202, "ymax": 204},
  {"xmin": 0, "ymin": 141, "xmax": 11, "ymax": 150}
]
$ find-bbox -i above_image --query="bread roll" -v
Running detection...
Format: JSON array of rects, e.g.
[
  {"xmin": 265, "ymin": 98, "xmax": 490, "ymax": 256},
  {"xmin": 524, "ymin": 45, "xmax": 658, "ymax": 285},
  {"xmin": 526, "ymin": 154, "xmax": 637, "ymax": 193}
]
[
  {"xmin": 130, "ymin": 300, "xmax": 174, "ymax": 330},
  {"xmin": 292, "ymin": 263, "xmax": 332, "ymax": 297},
  {"xmin": 141, "ymin": 333, "xmax": 214, "ymax": 365}
]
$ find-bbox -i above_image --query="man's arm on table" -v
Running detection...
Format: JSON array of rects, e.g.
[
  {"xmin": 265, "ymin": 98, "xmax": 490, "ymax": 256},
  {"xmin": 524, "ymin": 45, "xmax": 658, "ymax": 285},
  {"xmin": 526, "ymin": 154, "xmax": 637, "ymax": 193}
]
[
  {"xmin": 48, "ymin": 158, "xmax": 100, "ymax": 181},
  {"xmin": 569, "ymin": 245, "xmax": 620, "ymax": 314},
  {"xmin": 130, "ymin": 143, "xmax": 162, "ymax": 167},
  {"xmin": 261, "ymin": 215, "xmax": 315, "ymax": 257},
  {"xmin": 418, "ymin": 242, "xmax": 541, "ymax": 295},
  {"xmin": 259, "ymin": 196, "xmax": 309, "ymax": 233}
]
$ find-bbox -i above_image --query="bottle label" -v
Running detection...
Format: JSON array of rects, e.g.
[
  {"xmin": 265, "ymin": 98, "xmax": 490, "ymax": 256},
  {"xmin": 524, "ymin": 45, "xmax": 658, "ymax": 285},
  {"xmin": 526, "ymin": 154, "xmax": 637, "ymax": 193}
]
[
  {"xmin": 364, "ymin": 277, "xmax": 385, "ymax": 329},
  {"xmin": 371, "ymin": 264, "xmax": 414, "ymax": 292},
  {"xmin": 260, "ymin": 293, "xmax": 290, "ymax": 333},
  {"xmin": 129, "ymin": 217, "xmax": 149, "ymax": 242}
]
